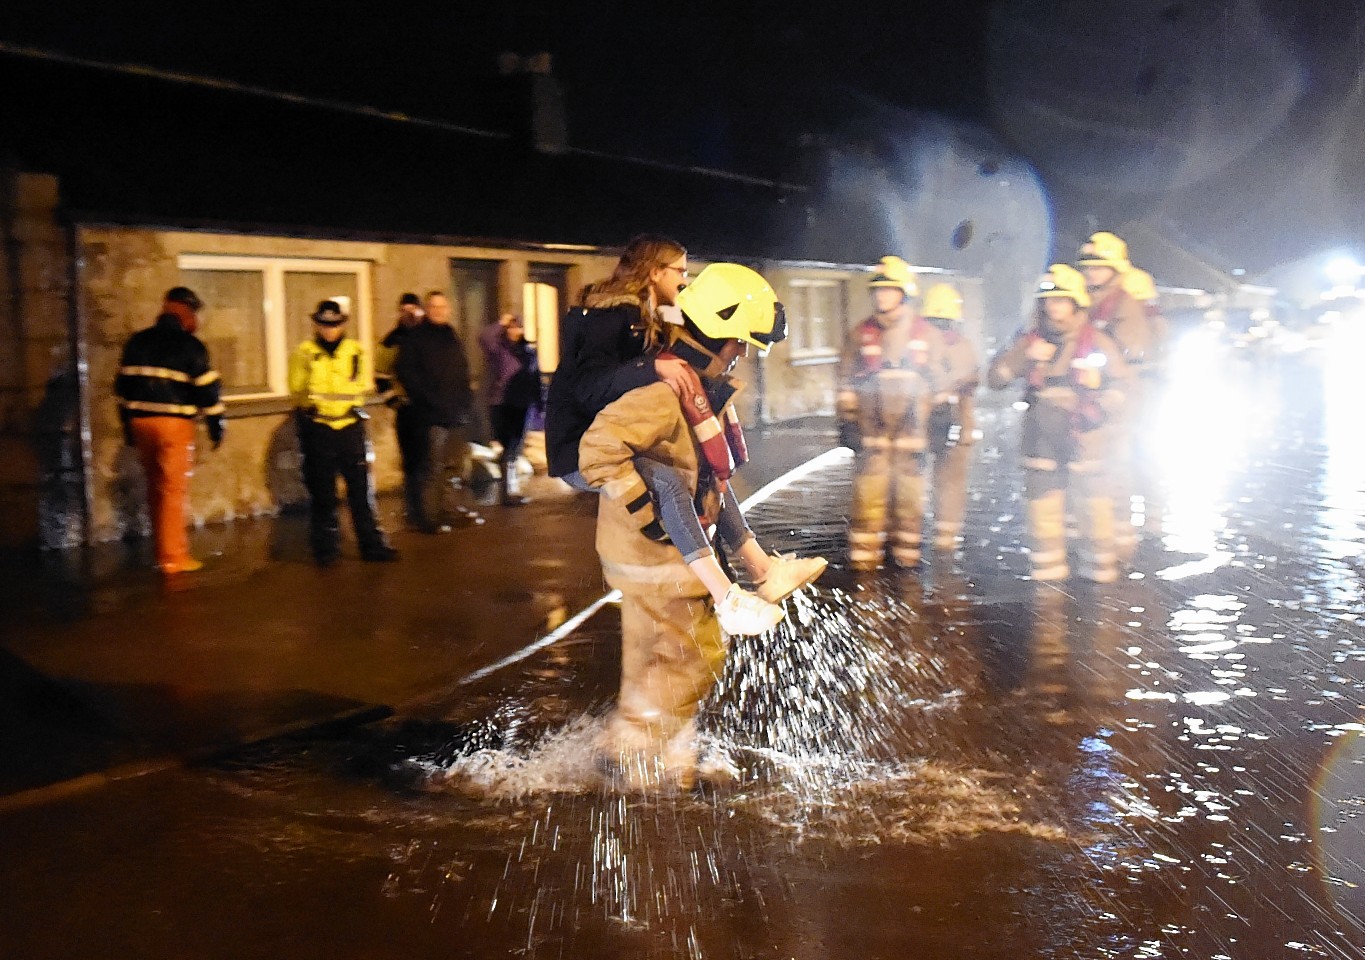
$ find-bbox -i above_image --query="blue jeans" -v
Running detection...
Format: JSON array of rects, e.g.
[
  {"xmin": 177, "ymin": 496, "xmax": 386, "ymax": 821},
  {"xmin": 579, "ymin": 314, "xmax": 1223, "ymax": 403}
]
[{"xmin": 564, "ymin": 460, "xmax": 755, "ymax": 563}]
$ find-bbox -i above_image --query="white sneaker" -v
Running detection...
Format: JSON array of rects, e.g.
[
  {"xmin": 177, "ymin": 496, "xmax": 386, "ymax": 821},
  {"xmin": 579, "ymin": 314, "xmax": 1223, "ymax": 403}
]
[
  {"xmin": 716, "ymin": 585, "xmax": 785, "ymax": 636},
  {"xmin": 755, "ymin": 553, "xmax": 829, "ymax": 604}
]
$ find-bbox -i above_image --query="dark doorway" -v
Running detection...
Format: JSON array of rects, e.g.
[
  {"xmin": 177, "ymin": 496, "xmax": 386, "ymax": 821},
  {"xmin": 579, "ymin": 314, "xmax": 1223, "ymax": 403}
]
[
  {"xmin": 449, "ymin": 258, "xmax": 501, "ymax": 388},
  {"xmin": 451, "ymin": 258, "xmax": 502, "ymax": 443}
]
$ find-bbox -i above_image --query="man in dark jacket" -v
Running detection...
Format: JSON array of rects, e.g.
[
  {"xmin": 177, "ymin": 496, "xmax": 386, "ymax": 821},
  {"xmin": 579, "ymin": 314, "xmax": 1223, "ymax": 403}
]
[
  {"xmin": 394, "ymin": 291, "xmax": 483, "ymax": 532},
  {"xmin": 114, "ymin": 286, "xmax": 224, "ymax": 574},
  {"xmin": 375, "ymin": 292, "xmax": 425, "ymax": 524}
]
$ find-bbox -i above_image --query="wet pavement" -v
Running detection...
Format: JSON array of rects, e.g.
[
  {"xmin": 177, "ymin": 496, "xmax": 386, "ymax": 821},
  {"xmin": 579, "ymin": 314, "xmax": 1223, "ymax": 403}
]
[{"xmin": 1, "ymin": 340, "xmax": 1364, "ymax": 959}]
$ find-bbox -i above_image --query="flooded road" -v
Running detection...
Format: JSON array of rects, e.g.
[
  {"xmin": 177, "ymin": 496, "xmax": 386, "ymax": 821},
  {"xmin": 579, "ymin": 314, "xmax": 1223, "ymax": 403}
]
[{"xmin": 2, "ymin": 342, "xmax": 1363, "ymax": 959}]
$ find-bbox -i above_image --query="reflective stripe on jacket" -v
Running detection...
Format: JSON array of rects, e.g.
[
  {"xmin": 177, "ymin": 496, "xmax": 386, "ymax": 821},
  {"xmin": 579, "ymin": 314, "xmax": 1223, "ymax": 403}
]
[{"xmin": 115, "ymin": 314, "xmax": 224, "ymax": 422}]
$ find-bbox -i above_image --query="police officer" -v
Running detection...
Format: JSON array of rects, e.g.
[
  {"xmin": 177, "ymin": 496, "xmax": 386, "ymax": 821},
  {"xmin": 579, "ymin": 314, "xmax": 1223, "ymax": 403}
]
[
  {"xmin": 837, "ymin": 255, "xmax": 946, "ymax": 570},
  {"xmin": 988, "ymin": 265, "xmax": 1129, "ymax": 583},
  {"xmin": 922, "ymin": 282, "xmax": 980, "ymax": 552},
  {"xmin": 289, "ymin": 300, "xmax": 398, "ymax": 566}
]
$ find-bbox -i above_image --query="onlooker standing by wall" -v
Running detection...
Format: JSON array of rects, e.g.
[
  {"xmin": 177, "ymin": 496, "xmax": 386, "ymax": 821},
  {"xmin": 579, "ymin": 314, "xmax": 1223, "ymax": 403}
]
[
  {"xmin": 375, "ymin": 292, "xmax": 425, "ymax": 525},
  {"xmin": 289, "ymin": 300, "xmax": 398, "ymax": 566},
  {"xmin": 479, "ymin": 312, "xmax": 538, "ymax": 506},
  {"xmin": 395, "ymin": 291, "xmax": 483, "ymax": 532},
  {"xmin": 114, "ymin": 286, "xmax": 224, "ymax": 575}
]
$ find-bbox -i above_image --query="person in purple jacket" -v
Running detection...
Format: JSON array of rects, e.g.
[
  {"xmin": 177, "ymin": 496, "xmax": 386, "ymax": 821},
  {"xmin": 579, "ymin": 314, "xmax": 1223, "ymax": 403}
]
[{"xmin": 479, "ymin": 312, "xmax": 539, "ymax": 506}]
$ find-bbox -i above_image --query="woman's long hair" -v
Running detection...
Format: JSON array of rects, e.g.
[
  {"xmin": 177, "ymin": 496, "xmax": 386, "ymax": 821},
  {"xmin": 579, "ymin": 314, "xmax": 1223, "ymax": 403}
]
[{"xmin": 587, "ymin": 235, "xmax": 685, "ymax": 348}]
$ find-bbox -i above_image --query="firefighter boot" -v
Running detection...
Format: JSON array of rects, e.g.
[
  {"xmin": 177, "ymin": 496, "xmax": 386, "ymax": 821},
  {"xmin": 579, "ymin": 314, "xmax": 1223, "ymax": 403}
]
[
  {"xmin": 932, "ymin": 441, "xmax": 971, "ymax": 551},
  {"xmin": 1027, "ymin": 489, "xmax": 1069, "ymax": 581},
  {"xmin": 890, "ymin": 450, "xmax": 926, "ymax": 568},
  {"xmin": 849, "ymin": 438, "xmax": 891, "ymax": 570},
  {"xmin": 1078, "ymin": 495, "xmax": 1118, "ymax": 583}
]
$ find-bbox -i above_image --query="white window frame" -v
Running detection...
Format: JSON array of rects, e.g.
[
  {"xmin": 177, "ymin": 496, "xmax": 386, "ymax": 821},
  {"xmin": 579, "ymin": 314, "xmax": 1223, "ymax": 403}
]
[
  {"xmin": 178, "ymin": 254, "xmax": 374, "ymax": 402},
  {"xmin": 786, "ymin": 276, "xmax": 845, "ymax": 362}
]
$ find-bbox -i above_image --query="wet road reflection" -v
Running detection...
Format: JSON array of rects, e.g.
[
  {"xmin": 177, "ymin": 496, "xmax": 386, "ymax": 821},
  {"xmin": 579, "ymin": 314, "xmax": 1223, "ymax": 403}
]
[{"xmin": 1, "ymin": 351, "xmax": 1363, "ymax": 959}]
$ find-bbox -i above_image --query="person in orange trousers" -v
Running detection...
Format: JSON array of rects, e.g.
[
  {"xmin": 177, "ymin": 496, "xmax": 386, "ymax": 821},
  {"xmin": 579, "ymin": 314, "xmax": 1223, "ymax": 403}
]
[
  {"xmin": 131, "ymin": 417, "xmax": 198, "ymax": 572},
  {"xmin": 115, "ymin": 287, "xmax": 225, "ymax": 574}
]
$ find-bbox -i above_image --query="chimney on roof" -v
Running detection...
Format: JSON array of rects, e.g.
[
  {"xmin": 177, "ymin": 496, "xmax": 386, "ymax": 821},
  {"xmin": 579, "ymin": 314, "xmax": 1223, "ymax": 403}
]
[{"xmin": 496, "ymin": 51, "xmax": 568, "ymax": 154}]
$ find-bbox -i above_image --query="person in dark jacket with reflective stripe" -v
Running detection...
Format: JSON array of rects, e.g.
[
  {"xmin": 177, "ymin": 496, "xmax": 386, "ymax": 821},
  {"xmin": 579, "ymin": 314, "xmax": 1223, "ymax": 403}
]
[
  {"xmin": 393, "ymin": 291, "xmax": 483, "ymax": 532},
  {"xmin": 114, "ymin": 286, "xmax": 224, "ymax": 574}
]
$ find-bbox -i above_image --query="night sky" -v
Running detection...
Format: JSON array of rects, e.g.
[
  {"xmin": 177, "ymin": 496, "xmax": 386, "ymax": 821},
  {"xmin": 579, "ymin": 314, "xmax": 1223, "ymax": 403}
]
[{"xmin": 3, "ymin": 0, "xmax": 1363, "ymax": 274}]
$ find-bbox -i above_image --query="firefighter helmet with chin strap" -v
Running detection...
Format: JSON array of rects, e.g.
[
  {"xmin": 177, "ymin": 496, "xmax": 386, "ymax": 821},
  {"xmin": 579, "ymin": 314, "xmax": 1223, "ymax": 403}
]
[
  {"xmin": 922, "ymin": 282, "xmax": 964, "ymax": 321},
  {"xmin": 1036, "ymin": 263, "xmax": 1091, "ymax": 308},
  {"xmin": 869, "ymin": 255, "xmax": 920, "ymax": 298},
  {"xmin": 675, "ymin": 263, "xmax": 787, "ymax": 355},
  {"xmin": 1077, "ymin": 231, "xmax": 1131, "ymax": 273}
]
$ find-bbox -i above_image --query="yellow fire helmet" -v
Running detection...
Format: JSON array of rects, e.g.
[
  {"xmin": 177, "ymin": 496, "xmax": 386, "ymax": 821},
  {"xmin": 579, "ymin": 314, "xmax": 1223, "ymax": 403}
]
[
  {"xmin": 675, "ymin": 262, "xmax": 787, "ymax": 354},
  {"xmin": 869, "ymin": 255, "xmax": 920, "ymax": 298},
  {"xmin": 1036, "ymin": 263, "xmax": 1091, "ymax": 308},
  {"xmin": 921, "ymin": 282, "xmax": 964, "ymax": 321},
  {"xmin": 1122, "ymin": 266, "xmax": 1158, "ymax": 303},
  {"xmin": 1076, "ymin": 231, "xmax": 1131, "ymax": 272}
]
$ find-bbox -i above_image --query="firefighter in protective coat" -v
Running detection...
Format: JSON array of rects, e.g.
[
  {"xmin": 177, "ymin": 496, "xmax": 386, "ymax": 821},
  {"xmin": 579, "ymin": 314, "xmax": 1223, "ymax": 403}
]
[
  {"xmin": 1078, "ymin": 232, "xmax": 1159, "ymax": 558},
  {"xmin": 578, "ymin": 263, "xmax": 787, "ymax": 791},
  {"xmin": 837, "ymin": 255, "xmax": 946, "ymax": 569},
  {"xmin": 988, "ymin": 265, "xmax": 1130, "ymax": 583},
  {"xmin": 922, "ymin": 282, "xmax": 980, "ymax": 552},
  {"xmin": 290, "ymin": 300, "xmax": 398, "ymax": 566}
]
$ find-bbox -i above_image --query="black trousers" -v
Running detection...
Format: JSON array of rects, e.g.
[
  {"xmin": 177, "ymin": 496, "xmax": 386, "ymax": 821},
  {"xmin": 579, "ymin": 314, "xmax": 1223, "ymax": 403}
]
[
  {"xmin": 403, "ymin": 421, "xmax": 472, "ymax": 527},
  {"xmin": 490, "ymin": 404, "xmax": 529, "ymax": 458},
  {"xmin": 299, "ymin": 417, "xmax": 386, "ymax": 557},
  {"xmin": 394, "ymin": 405, "xmax": 426, "ymax": 523}
]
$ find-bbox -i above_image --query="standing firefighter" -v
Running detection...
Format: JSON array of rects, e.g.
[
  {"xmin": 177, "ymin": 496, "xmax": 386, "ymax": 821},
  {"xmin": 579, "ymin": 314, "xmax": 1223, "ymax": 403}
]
[
  {"xmin": 1078, "ymin": 232, "xmax": 1159, "ymax": 558},
  {"xmin": 115, "ymin": 286, "xmax": 224, "ymax": 575},
  {"xmin": 988, "ymin": 265, "xmax": 1130, "ymax": 583},
  {"xmin": 837, "ymin": 255, "xmax": 945, "ymax": 570},
  {"xmin": 922, "ymin": 282, "xmax": 980, "ymax": 552},
  {"xmin": 578, "ymin": 263, "xmax": 787, "ymax": 790},
  {"xmin": 1078, "ymin": 232, "xmax": 1156, "ymax": 366},
  {"xmin": 289, "ymin": 300, "xmax": 398, "ymax": 566},
  {"xmin": 1117, "ymin": 266, "xmax": 1169, "ymax": 546}
]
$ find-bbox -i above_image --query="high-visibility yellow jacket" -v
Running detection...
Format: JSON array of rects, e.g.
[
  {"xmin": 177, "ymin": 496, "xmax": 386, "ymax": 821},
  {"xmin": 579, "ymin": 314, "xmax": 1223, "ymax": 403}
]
[{"xmin": 289, "ymin": 336, "xmax": 370, "ymax": 430}]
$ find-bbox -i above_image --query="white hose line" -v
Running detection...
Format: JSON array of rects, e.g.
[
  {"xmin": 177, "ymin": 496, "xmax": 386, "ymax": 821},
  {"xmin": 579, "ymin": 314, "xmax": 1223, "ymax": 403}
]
[{"xmin": 457, "ymin": 446, "xmax": 852, "ymax": 686}]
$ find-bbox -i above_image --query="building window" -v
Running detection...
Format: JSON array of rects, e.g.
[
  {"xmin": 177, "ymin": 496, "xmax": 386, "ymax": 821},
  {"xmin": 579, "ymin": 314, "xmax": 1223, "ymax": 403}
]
[
  {"xmin": 178, "ymin": 255, "xmax": 372, "ymax": 401},
  {"xmin": 786, "ymin": 277, "xmax": 846, "ymax": 358}
]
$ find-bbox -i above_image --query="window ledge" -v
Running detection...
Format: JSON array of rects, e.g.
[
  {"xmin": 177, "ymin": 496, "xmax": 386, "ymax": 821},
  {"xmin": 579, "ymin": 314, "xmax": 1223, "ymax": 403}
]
[
  {"xmin": 224, "ymin": 397, "xmax": 388, "ymax": 419},
  {"xmin": 786, "ymin": 352, "xmax": 840, "ymax": 367}
]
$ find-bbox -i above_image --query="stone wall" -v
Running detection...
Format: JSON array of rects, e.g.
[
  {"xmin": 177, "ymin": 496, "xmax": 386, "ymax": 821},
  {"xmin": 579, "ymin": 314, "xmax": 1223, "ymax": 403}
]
[{"xmin": 0, "ymin": 171, "xmax": 82, "ymax": 550}]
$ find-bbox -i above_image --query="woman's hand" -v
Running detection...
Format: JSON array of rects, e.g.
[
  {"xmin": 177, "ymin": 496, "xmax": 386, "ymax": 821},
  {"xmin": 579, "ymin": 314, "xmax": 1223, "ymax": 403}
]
[{"xmin": 654, "ymin": 355, "xmax": 702, "ymax": 405}]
